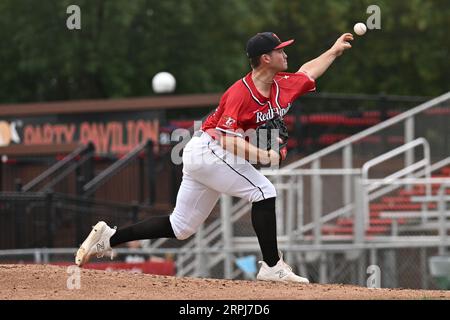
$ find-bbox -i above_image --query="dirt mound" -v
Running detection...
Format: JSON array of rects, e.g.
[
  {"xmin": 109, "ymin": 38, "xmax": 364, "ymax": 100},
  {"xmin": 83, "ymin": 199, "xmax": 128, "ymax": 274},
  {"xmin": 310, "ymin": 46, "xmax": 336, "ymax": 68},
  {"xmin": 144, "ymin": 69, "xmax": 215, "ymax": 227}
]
[{"xmin": 1, "ymin": 264, "xmax": 449, "ymax": 300}]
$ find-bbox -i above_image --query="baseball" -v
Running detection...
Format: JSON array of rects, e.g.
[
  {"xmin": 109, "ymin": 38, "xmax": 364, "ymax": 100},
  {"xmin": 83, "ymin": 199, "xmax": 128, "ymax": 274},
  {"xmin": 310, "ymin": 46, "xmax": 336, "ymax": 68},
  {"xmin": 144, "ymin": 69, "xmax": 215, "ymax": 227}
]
[
  {"xmin": 353, "ymin": 22, "xmax": 367, "ymax": 36},
  {"xmin": 152, "ymin": 71, "xmax": 176, "ymax": 93}
]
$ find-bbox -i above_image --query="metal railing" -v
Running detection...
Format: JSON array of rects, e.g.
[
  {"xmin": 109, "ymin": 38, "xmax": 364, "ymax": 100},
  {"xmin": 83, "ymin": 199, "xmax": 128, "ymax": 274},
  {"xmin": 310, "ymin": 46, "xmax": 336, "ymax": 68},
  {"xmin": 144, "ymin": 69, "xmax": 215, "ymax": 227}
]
[
  {"xmin": 284, "ymin": 92, "xmax": 450, "ymax": 227},
  {"xmin": 286, "ymin": 92, "xmax": 450, "ymax": 170},
  {"xmin": 0, "ymin": 191, "xmax": 158, "ymax": 248},
  {"xmin": 438, "ymin": 183, "xmax": 450, "ymax": 255},
  {"xmin": 166, "ymin": 92, "xmax": 450, "ymax": 279},
  {"xmin": 360, "ymin": 138, "xmax": 431, "ymax": 228},
  {"xmin": 82, "ymin": 139, "xmax": 155, "ymax": 203},
  {"xmin": 357, "ymin": 178, "xmax": 450, "ymax": 251},
  {"xmin": 21, "ymin": 143, "xmax": 95, "ymax": 192}
]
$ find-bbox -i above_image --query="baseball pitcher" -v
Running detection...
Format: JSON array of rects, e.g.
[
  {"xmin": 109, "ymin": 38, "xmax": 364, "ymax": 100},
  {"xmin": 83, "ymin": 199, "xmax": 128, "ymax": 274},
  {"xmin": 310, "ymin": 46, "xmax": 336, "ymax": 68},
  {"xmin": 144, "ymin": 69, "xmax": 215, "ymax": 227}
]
[{"xmin": 76, "ymin": 31, "xmax": 353, "ymax": 283}]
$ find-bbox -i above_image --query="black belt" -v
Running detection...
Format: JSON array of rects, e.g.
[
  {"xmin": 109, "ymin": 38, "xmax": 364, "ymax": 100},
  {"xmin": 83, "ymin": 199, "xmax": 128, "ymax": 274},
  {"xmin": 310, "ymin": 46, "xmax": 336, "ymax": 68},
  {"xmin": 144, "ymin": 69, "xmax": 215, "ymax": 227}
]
[{"xmin": 193, "ymin": 131, "xmax": 204, "ymax": 137}]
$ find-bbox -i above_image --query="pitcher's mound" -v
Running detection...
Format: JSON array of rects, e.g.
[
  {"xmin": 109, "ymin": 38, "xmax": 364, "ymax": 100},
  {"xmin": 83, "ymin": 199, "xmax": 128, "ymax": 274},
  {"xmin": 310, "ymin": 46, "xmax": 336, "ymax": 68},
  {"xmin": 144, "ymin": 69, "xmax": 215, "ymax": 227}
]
[{"xmin": 1, "ymin": 264, "xmax": 449, "ymax": 300}]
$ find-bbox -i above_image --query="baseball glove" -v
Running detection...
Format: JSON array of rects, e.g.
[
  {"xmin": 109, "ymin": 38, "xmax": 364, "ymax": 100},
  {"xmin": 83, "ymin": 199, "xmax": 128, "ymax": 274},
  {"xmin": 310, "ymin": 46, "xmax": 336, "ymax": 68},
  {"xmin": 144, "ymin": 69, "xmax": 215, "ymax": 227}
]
[{"xmin": 256, "ymin": 115, "xmax": 289, "ymax": 162}]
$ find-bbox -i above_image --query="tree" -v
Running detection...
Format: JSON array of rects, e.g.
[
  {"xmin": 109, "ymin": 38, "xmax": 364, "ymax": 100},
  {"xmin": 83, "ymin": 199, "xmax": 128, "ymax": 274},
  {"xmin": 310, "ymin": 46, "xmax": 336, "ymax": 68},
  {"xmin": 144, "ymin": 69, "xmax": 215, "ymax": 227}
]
[{"xmin": 0, "ymin": 0, "xmax": 448, "ymax": 103}]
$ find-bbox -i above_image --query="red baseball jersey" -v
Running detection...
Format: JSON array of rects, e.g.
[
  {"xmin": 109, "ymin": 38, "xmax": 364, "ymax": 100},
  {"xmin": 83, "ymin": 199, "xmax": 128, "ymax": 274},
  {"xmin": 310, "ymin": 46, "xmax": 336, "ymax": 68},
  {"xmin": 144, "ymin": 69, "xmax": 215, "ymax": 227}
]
[{"xmin": 201, "ymin": 71, "xmax": 316, "ymax": 137}]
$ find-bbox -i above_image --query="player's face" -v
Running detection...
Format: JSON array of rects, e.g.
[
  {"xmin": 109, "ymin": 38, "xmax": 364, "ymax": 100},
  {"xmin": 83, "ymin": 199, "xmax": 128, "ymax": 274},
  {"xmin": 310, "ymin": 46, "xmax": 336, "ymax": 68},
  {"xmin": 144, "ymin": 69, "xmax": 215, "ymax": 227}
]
[{"xmin": 269, "ymin": 49, "xmax": 288, "ymax": 71}]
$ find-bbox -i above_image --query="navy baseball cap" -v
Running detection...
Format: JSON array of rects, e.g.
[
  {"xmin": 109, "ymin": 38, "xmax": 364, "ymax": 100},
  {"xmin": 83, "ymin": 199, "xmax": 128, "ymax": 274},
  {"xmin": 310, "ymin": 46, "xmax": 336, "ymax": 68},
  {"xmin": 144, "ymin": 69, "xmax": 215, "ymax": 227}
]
[{"xmin": 246, "ymin": 32, "xmax": 294, "ymax": 58}]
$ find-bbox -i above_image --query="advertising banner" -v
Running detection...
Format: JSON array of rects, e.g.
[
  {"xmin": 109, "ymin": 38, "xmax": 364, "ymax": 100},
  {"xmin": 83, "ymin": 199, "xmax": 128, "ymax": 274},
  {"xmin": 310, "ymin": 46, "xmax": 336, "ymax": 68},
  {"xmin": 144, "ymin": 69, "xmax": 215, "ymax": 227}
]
[{"xmin": 0, "ymin": 111, "xmax": 162, "ymax": 155}]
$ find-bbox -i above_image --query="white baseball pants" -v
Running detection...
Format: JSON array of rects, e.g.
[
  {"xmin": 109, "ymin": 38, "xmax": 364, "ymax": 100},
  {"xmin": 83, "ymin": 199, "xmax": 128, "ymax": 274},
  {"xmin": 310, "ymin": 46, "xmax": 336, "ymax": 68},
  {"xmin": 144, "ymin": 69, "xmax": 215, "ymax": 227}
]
[{"xmin": 169, "ymin": 131, "xmax": 276, "ymax": 240}]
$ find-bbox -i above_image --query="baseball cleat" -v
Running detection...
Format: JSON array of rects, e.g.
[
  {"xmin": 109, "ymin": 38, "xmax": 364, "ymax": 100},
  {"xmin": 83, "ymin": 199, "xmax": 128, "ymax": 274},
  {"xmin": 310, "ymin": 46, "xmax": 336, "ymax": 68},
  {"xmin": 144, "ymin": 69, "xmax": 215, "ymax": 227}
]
[
  {"xmin": 256, "ymin": 253, "xmax": 309, "ymax": 284},
  {"xmin": 75, "ymin": 221, "xmax": 117, "ymax": 267}
]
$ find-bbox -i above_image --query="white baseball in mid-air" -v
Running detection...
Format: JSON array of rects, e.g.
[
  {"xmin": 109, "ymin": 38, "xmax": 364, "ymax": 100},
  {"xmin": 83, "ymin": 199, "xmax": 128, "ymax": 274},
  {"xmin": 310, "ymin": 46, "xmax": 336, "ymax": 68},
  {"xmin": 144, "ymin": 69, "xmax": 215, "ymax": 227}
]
[
  {"xmin": 152, "ymin": 71, "xmax": 176, "ymax": 93},
  {"xmin": 353, "ymin": 22, "xmax": 367, "ymax": 36}
]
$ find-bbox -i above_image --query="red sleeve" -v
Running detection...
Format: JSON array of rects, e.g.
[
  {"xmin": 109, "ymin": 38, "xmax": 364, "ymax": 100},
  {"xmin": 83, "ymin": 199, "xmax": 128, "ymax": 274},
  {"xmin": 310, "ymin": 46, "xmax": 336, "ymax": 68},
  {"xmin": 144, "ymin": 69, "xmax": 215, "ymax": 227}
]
[
  {"xmin": 276, "ymin": 72, "xmax": 316, "ymax": 102},
  {"xmin": 215, "ymin": 88, "xmax": 246, "ymax": 137}
]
